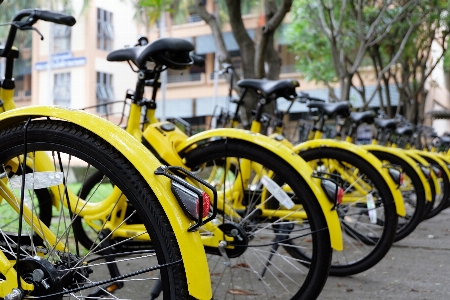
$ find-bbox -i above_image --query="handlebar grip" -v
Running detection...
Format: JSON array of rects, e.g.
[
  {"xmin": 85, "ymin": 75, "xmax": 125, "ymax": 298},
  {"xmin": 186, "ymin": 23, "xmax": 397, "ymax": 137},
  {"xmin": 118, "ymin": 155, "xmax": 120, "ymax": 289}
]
[
  {"xmin": 308, "ymin": 97, "xmax": 325, "ymax": 102},
  {"xmin": 34, "ymin": 10, "xmax": 76, "ymax": 26},
  {"xmin": 190, "ymin": 54, "xmax": 205, "ymax": 67},
  {"xmin": 298, "ymin": 92, "xmax": 325, "ymax": 102}
]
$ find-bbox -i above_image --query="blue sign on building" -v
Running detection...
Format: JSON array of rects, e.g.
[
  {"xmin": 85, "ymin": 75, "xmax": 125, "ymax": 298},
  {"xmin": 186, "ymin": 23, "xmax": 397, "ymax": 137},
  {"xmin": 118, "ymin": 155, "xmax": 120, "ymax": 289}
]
[{"xmin": 35, "ymin": 52, "xmax": 86, "ymax": 71}]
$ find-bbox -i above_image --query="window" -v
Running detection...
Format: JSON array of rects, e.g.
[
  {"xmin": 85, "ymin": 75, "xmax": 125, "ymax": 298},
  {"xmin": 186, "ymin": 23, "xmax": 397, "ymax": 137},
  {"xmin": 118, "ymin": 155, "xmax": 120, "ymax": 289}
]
[
  {"xmin": 54, "ymin": 73, "xmax": 71, "ymax": 107},
  {"xmin": 96, "ymin": 72, "xmax": 114, "ymax": 113},
  {"xmin": 53, "ymin": 24, "xmax": 71, "ymax": 53},
  {"xmin": 97, "ymin": 8, "xmax": 114, "ymax": 51}
]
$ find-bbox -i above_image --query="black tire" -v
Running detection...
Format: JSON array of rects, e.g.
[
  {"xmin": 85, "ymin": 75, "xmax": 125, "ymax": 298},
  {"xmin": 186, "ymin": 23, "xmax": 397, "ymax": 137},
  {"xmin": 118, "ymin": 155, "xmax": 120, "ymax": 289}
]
[
  {"xmin": 298, "ymin": 147, "xmax": 397, "ymax": 277},
  {"xmin": 184, "ymin": 139, "xmax": 332, "ymax": 300},
  {"xmin": 423, "ymin": 178, "xmax": 436, "ymax": 219},
  {"xmin": 420, "ymin": 156, "xmax": 450, "ymax": 220},
  {"xmin": 369, "ymin": 151, "xmax": 427, "ymax": 242},
  {"xmin": 0, "ymin": 120, "xmax": 188, "ymax": 299}
]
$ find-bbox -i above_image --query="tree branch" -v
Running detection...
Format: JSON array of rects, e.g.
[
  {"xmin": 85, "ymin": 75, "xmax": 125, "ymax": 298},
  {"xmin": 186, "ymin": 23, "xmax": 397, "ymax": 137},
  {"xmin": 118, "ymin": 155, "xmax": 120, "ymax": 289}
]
[
  {"xmin": 224, "ymin": 0, "xmax": 255, "ymax": 78},
  {"xmin": 262, "ymin": 0, "xmax": 293, "ymax": 33},
  {"xmin": 365, "ymin": 20, "xmax": 418, "ymax": 107}
]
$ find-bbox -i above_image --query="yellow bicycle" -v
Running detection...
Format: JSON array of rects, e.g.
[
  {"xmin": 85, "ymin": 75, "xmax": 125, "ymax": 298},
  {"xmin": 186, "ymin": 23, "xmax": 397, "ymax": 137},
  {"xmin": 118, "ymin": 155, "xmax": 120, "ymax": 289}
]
[{"xmin": 0, "ymin": 9, "xmax": 214, "ymax": 299}]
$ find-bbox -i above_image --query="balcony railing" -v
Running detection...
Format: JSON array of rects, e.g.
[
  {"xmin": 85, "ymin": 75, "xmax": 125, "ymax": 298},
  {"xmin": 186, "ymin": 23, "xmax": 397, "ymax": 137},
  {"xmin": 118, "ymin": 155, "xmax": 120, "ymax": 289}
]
[
  {"xmin": 171, "ymin": 13, "xmax": 203, "ymax": 26},
  {"xmin": 188, "ymin": 14, "xmax": 202, "ymax": 23},
  {"xmin": 209, "ymin": 69, "xmax": 242, "ymax": 80},
  {"xmin": 167, "ymin": 73, "xmax": 202, "ymax": 84},
  {"xmin": 208, "ymin": 66, "xmax": 297, "ymax": 79},
  {"xmin": 281, "ymin": 64, "xmax": 297, "ymax": 74}
]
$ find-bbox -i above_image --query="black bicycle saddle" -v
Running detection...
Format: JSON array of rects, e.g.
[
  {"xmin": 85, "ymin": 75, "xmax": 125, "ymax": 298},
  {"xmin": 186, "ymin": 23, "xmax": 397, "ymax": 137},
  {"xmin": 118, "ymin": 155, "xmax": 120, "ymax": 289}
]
[{"xmin": 107, "ymin": 38, "xmax": 194, "ymax": 70}]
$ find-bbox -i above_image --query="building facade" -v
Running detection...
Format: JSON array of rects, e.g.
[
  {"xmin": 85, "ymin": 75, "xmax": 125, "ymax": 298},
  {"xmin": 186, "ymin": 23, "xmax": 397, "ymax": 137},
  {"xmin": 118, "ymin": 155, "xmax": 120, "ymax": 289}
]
[
  {"xmin": 29, "ymin": 0, "xmax": 311, "ymax": 123},
  {"xmin": 31, "ymin": 0, "xmax": 146, "ymax": 111}
]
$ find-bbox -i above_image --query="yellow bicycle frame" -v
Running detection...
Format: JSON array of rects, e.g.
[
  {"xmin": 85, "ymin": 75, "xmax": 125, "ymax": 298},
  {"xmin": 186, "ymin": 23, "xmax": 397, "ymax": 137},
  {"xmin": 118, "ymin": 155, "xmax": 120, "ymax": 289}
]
[
  {"xmin": 360, "ymin": 145, "xmax": 433, "ymax": 202},
  {"xmin": 0, "ymin": 105, "xmax": 212, "ymax": 300},
  {"xmin": 409, "ymin": 149, "xmax": 448, "ymax": 197},
  {"xmin": 269, "ymin": 129, "xmax": 406, "ymax": 217},
  {"xmin": 272, "ymin": 120, "xmax": 408, "ymax": 217},
  {"xmin": 345, "ymin": 133, "xmax": 434, "ymax": 204},
  {"xmin": 398, "ymin": 150, "xmax": 440, "ymax": 200},
  {"xmin": 293, "ymin": 139, "xmax": 406, "ymax": 217}
]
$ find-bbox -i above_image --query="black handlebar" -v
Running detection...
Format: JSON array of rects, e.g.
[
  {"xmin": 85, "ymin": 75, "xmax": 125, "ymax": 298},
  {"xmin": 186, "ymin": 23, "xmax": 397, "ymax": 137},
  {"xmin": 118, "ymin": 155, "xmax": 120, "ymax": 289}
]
[
  {"xmin": 34, "ymin": 10, "xmax": 76, "ymax": 26},
  {"xmin": 297, "ymin": 92, "xmax": 325, "ymax": 103},
  {"xmin": 0, "ymin": 9, "xmax": 76, "ymax": 58},
  {"xmin": 190, "ymin": 54, "xmax": 205, "ymax": 67}
]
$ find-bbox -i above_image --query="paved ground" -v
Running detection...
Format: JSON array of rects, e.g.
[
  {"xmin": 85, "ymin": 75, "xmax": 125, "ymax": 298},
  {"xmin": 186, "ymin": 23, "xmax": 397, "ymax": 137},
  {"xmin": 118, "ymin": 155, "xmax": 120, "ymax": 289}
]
[
  {"xmin": 319, "ymin": 209, "xmax": 450, "ymax": 299},
  {"xmin": 87, "ymin": 208, "xmax": 450, "ymax": 299}
]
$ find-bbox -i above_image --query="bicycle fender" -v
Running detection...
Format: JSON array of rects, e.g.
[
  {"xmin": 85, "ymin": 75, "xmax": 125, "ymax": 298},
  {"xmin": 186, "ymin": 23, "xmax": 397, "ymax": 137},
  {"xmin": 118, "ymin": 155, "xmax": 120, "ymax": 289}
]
[
  {"xmin": 176, "ymin": 128, "xmax": 344, "ymax": 251},
  {"xmin": 438, "ymin": 152, "xmax": 450, "ymax": 168},
  {"xmin": 294, "ymin": 140, "xmax": 406, "ymax": 217},
  {"xmin": 410, "ymin": 150, "xmax": 449, "ymax": 197},
  {"xmin": 411, "ymin": 150, "xmax": 450, "ymax": 178},
  {"xmin": 268, "ymin": 133, "xmax": 296, "ymax": 148},
  {"xmin": 361, "ymin": 145, "xmax": 432, "ymax": 202},
  {"xmin": 437, "ymin": 153, "xmax": 450, "ymax": 182},
  {"xmin": 0, "ymin": 106, "xmax": 212, "ymax": 300},
  {"xmin": 403, "ymin": 150, "xmax": 439, "ymax": 201}
]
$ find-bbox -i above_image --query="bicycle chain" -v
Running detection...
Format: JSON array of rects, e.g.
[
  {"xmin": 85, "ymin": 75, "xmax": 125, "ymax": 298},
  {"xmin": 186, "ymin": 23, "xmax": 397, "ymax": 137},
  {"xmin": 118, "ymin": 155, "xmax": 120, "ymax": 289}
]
[{"xmin": 26, "ymin": 259, "xmax": 183, "ymax": 299}]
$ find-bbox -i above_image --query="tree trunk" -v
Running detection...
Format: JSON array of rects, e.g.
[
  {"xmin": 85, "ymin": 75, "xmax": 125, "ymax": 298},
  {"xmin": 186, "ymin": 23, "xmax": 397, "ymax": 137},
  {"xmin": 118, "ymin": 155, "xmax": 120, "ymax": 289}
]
[
  {"xmin": 195, "ymin": 1, "xmax": 231, "ymax": 66},
  {"xmin": 382, "ymin": 76, "xmax": 392, "ymax": 117},
  {"xmin": 341, "ymin": 74, "xmax": 352, "ymax": 102},
  {"xmin": 369, "ymin": 51, "xmax": 385, "ymax": 113},
  {"xmin": 198, "ymin": 0, "xmax": 292, "ymax": 128}
]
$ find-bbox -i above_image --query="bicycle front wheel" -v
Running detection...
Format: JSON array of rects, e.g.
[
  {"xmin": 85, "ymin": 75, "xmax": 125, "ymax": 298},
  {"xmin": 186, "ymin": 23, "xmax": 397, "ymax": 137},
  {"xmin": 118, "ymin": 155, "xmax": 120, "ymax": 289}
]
[
  {"xmin": 369, "ymin": 150, "xmax": 426, "ymax": 242},
  {"xmin": 421, "ymin": 156, "xmax": 450, "ymax": 220},
  {"xmin": 0, "ymin": 120, "xmax": 188, "ymax": 299},
  {"xmin": 298, "ymin": 147, "xmax": 397, "ymax": 276},
  {"xmin": 184, "ymin": 139, "xmax": 332, "ymax": 300}
]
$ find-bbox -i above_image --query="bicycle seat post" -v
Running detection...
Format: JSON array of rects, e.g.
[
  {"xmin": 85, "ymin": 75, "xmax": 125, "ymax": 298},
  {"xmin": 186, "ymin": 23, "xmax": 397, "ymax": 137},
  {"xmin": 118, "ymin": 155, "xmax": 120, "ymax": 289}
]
[
  {"xmin": 231, "ymin": 88, "xmax": 246, "ymax": 128},
  {"xmin": 250, "ymin": 92, "xmax": 268, "ymax": 133}
]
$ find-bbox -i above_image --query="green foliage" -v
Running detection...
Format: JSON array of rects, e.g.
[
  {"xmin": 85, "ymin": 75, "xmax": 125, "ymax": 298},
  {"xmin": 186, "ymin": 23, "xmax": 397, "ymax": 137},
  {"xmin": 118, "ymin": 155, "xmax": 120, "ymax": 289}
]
[
  {"xmin": 0, "ymin": 0, "xmax": 35, "ymax": 38},
  {"xmin": 286, "ymin": 0, "xmax": 450, "ymax": 113},
  {"xmin": 139, "ymin": 0, "xmax": 175, "ymax": 26},
  {"xmin": 377, "ymin": 2, "xmax": 450, "ymax": 84},
  {"xmin": 284, "ymin": 0, "xmax": 338, "ymax": 84},
  {"xmin": 444, "ymin": 40, "xmax": 450, "ymax": 73},
  {"xmin": 0, "ymin": 0, "xmax": 75, "ymax": 40},
  {"xmin": 171, "ymin": 0, "xmax": 195, "ymax": 25}
]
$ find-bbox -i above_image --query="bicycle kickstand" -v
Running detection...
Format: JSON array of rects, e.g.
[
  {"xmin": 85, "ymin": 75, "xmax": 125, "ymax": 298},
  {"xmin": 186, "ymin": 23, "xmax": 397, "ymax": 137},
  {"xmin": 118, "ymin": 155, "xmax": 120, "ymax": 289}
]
[{"xmin": 260, "ymin": 223, "xmax": 294, "ymax": 278}]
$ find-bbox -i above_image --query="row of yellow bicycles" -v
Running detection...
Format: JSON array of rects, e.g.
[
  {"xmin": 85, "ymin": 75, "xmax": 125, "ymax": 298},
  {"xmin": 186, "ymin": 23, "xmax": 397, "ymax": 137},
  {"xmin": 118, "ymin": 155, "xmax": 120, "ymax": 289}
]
[
  {"xmin": 0, "ymin": 8, "xmax": 332, "ymax": 300},
  {"xmin": 0, "ymin": 7, "xmax": 444, "ymax": 300}
]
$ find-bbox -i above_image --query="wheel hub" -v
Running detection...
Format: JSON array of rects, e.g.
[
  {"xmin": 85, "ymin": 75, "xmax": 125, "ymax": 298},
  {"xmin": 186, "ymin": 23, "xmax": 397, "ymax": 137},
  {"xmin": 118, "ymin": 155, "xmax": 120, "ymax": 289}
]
[{"xmin": 15, "ymin": 254, "xmax": 92, "ymax": 299}]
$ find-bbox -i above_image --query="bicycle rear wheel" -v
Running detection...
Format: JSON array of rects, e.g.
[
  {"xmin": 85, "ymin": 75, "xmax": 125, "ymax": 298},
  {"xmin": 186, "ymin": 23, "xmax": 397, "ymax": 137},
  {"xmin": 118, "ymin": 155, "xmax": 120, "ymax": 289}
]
[
  {"xmin": 298, "ymin": 147, "xmax": 397, "ymax": 276},
  {"xmin": 184, "ymin": 139, "xmax": 332, "ymax": 300},
  {"xmin": 0, "ymin": 120, "xmax": 188, "ymax": 299}
]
